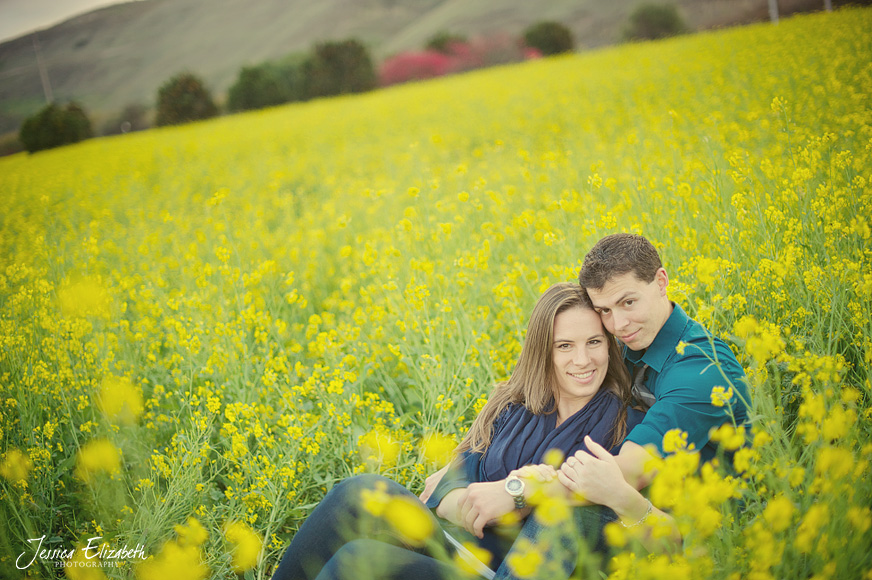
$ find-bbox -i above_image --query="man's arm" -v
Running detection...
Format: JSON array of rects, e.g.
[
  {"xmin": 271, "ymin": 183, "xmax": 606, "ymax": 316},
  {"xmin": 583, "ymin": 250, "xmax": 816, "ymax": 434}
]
[{"xmin": 614, "ymin": 440, "xmax": 660, "ymax": 490}]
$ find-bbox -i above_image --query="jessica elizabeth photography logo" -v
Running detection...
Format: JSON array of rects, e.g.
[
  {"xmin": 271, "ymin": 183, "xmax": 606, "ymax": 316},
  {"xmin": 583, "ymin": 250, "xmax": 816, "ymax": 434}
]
[{"xmin": 16, "ymin": 534, "xmax": 147, "ymax": 570}]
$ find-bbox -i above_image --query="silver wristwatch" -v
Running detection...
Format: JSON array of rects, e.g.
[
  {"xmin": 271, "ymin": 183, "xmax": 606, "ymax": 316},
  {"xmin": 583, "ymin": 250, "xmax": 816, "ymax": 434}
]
[{"xmin": 504, "ymin": 475, "xmax": 526, "ymax": 509}]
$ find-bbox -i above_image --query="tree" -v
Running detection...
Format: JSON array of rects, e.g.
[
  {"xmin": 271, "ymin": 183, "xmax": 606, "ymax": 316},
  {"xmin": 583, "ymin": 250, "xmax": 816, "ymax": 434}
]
[
  {"xmin": 19, "ymin": 102, "xmax": 93, "ymax": 153},
  {"xmin": 623, "ymin": 3, "xmax": 689, "ymax": 41},
  {"xmin": 425, "ymin": 31, "xmax": 467, "ymax": 54},
  {"xmin": 101, "ymin": 103, "xmax": 150, "ymax": 136},
  {"xmin": 155, "ymin": 73, "xmax": 218, "ymax": 127},
  {"xmin": 523, "ymin": 21, "xmax": 575, "ymax": 56},
  {"xmin": 228, "ymin": 65, "xmax": 287, "ymax": 112},
  {"xmin": 302, "ymin": 40, "xmax": 376, "ymax": 99}
]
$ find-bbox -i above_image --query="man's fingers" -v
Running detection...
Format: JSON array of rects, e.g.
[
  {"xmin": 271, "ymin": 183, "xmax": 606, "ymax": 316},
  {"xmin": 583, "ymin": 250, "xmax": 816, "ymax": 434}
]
[{"xmin": 473, "ymin": 514, "xmax": 487, "ymax": 539}]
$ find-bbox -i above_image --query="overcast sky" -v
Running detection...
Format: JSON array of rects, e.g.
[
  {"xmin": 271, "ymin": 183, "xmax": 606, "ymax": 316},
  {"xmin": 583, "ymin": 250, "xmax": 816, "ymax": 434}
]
[{"xmin": 0, "ymin": 0, "xmax": 133, "ymax": 42}]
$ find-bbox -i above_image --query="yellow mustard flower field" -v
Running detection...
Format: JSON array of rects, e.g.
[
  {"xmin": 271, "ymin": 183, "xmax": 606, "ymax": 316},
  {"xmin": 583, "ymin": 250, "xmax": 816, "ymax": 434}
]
[{"xmin": 1, "ymin": 6, "xmax": 871, "ymax": 579}]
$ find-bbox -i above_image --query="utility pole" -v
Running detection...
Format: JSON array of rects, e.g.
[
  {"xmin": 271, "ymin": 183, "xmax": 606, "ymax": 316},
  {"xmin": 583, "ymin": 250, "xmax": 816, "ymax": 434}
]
[
  {"xmin": 33, "ymin": 32, "xmax": 54, "ymax": 104},
  {"xmin": 767, "ymin": 0, "xmax": 779, "ymax": 23}
]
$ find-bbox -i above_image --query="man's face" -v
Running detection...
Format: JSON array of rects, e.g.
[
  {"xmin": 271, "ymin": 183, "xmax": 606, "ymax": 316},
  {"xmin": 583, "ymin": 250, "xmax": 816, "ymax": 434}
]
[{"xmin": 585, "ymin": 269, "xmax": 672, "ymax": 351}]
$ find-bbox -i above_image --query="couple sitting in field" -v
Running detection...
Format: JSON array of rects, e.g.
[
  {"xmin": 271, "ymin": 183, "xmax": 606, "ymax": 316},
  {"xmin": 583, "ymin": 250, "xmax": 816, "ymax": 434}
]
[{"xmin": 272, "ymin": 233, "xmax": 750, "ymax": 580}]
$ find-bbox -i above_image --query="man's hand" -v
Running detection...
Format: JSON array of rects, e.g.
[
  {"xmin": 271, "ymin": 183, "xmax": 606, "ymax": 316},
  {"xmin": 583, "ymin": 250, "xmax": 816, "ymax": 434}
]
[
  {"xmin": 457, "ymin": 480, "xmax": 516, "ymax": 539},
  {"xmin": 419, "ymin": 463, "xmax": 450, "ymax": 503}
]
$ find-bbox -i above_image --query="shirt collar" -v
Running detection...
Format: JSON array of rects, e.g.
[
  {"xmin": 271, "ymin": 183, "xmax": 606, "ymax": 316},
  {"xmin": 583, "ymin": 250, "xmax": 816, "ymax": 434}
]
[{"xmin": 625, "ymin": 302, "xmax": 690, "ymax": 373}]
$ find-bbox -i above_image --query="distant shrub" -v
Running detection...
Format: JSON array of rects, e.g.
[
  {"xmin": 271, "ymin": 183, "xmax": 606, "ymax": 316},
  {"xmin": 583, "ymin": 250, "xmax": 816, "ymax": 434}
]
[
  {"xmin": 101, "ymin": 103, "xmax": 150, "ymax": 136},
  {"xmin": 448, "ymin": 34, "xmax": 534, "ymax": 72},
  {"xmin": 155, "ymin": 73, "xmax": 218, "ymax": 127},
  {"xmin": 425, "ymin": 31, "xmax": 467, "ymax": 54},
  {"xmin": 623, "ymin": 3, "xmax": 689, "ymax": 41},
  {"xmin": 19, "ymin": 102, "xmax": 93, "ymax": 153},
  {"xmin": 523, "ymin": 21, "xmax": 575, "ymax": 56},
  {"xmin": 379, "ymin": 51, "xmax": 453, "ymax": 86},
  {"xmin": 380, "ymin": 34, "xmax": 539, "ymax": 87},
  {"xmin": 228, "ymin": 65, "xmax": 287, "ymax": 112},
  {"xmin": 303, "ymin": 39, "xmax": 376, "ymax": 99}
]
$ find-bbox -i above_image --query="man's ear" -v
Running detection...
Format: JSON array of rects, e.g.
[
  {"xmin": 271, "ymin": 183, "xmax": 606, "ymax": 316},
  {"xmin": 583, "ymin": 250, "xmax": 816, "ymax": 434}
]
[{"xmin": 655, "ymin": 268, "xmax": 669, "ymax": 296}]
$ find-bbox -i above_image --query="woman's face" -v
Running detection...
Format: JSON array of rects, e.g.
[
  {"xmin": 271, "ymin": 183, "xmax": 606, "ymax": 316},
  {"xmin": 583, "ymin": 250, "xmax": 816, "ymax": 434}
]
[{"xmin": 551, "ymin": 306, "xmax": 609, "ymax": 411}]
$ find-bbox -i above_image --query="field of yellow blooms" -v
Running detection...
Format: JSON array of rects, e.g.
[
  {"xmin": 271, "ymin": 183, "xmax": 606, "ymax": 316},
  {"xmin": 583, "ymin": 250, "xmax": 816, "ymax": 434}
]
[{"xmin": 1, "ymin": 6, "xmax": 871, "ymax": 579}]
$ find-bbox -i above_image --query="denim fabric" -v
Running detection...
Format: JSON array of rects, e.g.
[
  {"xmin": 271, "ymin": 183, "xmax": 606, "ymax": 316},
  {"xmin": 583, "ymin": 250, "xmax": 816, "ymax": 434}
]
[
  {"xmin": 271, "ymin": 474, "xmax": 461, "ymax": 580},
  {"xmin": 493, "ymin": 504, "xmax": 617, "ymax": 580}
]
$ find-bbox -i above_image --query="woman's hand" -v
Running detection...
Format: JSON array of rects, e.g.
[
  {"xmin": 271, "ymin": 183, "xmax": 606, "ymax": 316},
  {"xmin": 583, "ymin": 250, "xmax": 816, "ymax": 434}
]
[
  {"xmin": 557, "ymin": 436, "xmax": 630, "ymax": 507},
  {"xmin": 457, "ymin": 480, "xmax": 517, "ymax": 539},
  {"xmin": 419, "ymin": 463, "xmax": 450, "ymax": 503},
  {"xmin": 510, "ymin": 463, "xmax": 557, "ymax": 482}
]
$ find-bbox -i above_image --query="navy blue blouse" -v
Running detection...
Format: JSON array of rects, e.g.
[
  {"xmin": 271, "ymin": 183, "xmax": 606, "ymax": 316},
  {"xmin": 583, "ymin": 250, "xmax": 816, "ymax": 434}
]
[{"xmin": 425, "ymin": 389, "xmax": 643, "ymax": 510}]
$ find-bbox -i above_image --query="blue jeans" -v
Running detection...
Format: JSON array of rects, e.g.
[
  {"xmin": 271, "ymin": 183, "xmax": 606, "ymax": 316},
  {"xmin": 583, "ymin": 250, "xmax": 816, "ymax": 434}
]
[
  {"xmin": 493, "ymin": 504, "xmax": 616, "ymax": 580},
  {"xmin": 270, "ymin": 474, "xmax": 464, "ymax": 580},
  {"xmin": 271, "ymin": 474, "xmax": 615, "ymax": 580}
]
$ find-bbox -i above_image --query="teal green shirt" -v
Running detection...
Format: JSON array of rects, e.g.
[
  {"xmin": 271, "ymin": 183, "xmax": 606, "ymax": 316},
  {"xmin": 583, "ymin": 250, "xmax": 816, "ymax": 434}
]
[{"xmin": 624, "ymin": 303, "xmax": 749, "ymax": 464}]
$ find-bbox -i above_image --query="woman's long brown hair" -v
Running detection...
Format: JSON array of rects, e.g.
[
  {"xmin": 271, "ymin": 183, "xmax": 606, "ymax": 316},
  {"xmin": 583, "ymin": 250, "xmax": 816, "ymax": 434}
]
[{"xmin": 456, "ymin": 282, "xmax": 632, "ymax": 454}]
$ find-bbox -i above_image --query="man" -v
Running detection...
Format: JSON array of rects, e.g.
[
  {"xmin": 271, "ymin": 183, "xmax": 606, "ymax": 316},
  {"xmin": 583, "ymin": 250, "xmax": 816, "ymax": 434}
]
[{"xmin": 578, "ymin": 232, "xmax": 749, "ymax": 488}]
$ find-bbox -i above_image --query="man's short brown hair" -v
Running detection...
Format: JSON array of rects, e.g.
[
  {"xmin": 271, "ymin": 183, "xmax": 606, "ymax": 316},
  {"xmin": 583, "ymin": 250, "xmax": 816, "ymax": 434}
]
[{"xmin": 578, "ymin": 233, "xmax": 662, "ymax": 290}]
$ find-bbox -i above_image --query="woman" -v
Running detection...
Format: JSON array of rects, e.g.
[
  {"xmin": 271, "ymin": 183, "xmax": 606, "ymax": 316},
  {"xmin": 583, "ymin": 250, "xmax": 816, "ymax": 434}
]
[{"xmin": 271, "ymin": 283, "xmax": 644, "ymax": 580}]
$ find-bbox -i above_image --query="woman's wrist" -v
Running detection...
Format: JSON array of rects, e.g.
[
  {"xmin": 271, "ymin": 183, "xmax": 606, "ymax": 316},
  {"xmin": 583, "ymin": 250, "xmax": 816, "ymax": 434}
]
[{"xmin": 610, "ymin": 482, "xmax": 652, "ymax": 525}]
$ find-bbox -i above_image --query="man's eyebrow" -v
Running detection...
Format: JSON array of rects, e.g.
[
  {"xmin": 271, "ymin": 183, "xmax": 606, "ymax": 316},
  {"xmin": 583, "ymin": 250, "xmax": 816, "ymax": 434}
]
[{"xmin": 594, "ymin": 292, "xmax": 637, "ymax": 308}]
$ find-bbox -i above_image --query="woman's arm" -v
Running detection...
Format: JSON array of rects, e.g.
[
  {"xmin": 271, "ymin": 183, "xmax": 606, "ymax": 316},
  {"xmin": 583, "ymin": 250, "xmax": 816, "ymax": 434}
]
[
  {"xmin": 419, "ymin": 463, "xmax": 450, "ymax": 503},
  {"xmin": 435, "ymin": 464, "xmax": 555, "ymax": 538},
  {"xmin": 558, "ymin": 436, "xmax": 681, "ymax": 553}
]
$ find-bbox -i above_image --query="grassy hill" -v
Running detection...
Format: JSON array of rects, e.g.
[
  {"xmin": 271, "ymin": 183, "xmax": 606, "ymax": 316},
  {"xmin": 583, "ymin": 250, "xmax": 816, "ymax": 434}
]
[{"xmin": 0, "ymin": 0, "xmax": 846, "ymax": 134}]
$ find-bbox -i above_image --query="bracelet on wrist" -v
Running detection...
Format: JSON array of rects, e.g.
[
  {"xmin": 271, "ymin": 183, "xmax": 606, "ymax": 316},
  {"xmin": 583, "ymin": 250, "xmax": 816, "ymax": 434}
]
[{"xmin": 620, "ymin": 499, "xmax": 653, "ymax": 528}]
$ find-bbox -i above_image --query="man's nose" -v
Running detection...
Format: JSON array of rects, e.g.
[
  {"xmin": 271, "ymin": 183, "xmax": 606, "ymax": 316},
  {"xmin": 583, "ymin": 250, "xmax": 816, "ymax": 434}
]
[{"xmin": 612, "ymin": 311, "xmax": 629, "ymax": 330}]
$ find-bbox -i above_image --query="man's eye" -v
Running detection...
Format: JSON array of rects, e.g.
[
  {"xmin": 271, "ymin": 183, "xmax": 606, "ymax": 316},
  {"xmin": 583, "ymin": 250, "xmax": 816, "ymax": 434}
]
[{"xmin": 624, "ymin": 300, "xmax": 634, "ymax": 307}]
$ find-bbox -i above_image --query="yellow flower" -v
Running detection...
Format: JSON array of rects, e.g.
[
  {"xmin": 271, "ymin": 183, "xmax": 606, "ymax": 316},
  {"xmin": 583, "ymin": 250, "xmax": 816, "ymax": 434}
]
[
  {"xmin": 136, "ymin": 540, "xmax": 208, "ymax": 580},
  {"xmin": 421, "ymin": 432, "xmax": 456, "ymax": 467},
  {"xmin": 358, "ymin": 428, "xmax": 401, "ymax": 468},
  {"xmin": 733, "ymin": 315, "xmax": 758, "ymax": 339},
  {"xmin": 57, "ymin": 276, "xmax": 111, "ymax": 319},
  {"xmin": 361, "ymin": 479, "xmax": 391, "ymax": 516},
  {"xmin": 75, "ymin": 439, "xmax": 122, "ymax": 484},
  {"xmin": 662, "ymin": 429, "xmax": 689, "ymax": 453},
  {"xmin": 534, "ymin": 495, "xmax": 570, "ymax": 525},
  {"xmin": 97, "ymin": 375, "xmax": 144, "ymax": 425},
  {"xmin": 0, "ymin": 449, "xmax": 33, "ymax": 483},
  {"xmin": 763, "ymin": 495, "xmax": 795, "ymax": 533},
  {"xmin": 675, "ymin": 341, "xmax": 688, "ymax": 355},
  {"xmin": 814, "ymin": 446, "xmax": 853, "ymax": 481},
  {"xmin": 604, "ymin": 521, "xmax": 627, "ymax": 548},
  {"xmin": 505, "ymin": 539, "xmax": 544, "ymax": 579},
  {"xmin": 66, "ymin": 545, "xmax": 108, "ymax": 580},
  {"xmin": 452, "ymin": 541, "xmax": 492, "ymax": 576},
  {"xmin": 796, "ymin": 504, "xmax": 830, "ymax": 553},
  {"xmin": 710, "ymin": 423, "xmax": 745, "ymax": 451},
  {"xmin": 710, "ymin": 385, "xmax": 734, "ymax": 408},
  {"xmin": 543, "ymin": 448, "xmax": 565, "ymax": 469},
  {"xmin": 224, "ymin": 521, "xmax": 263, "ymax": 573},
  {"xmin": 382, "ymin": 496, "xmax": 435, "ymax": 546},
  {"xmin": 174, "ymin": 517, "xmax": 209, "ymax": 546}
]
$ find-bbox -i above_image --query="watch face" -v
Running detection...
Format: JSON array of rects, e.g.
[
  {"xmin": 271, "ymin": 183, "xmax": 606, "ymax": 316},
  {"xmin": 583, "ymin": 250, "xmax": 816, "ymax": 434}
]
[{"xmin": 506, "ymin": 478, "xmax": 523, "ymax": 494}]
